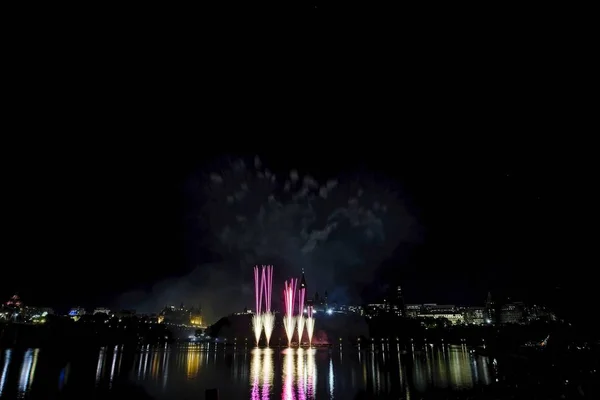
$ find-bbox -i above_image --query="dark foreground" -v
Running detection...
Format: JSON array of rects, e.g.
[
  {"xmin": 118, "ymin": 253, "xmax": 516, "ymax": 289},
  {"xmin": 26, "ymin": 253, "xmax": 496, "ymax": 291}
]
[{"xmin": 0, "ymin": 343, "xmax": 597, "ymax": 399}]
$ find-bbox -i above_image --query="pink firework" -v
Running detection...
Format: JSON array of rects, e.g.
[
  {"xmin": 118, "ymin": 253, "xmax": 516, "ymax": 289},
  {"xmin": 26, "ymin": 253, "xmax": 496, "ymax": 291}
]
[
  {"xmin": 254, "ymin": 266, "xmax": 263, "ymax": 315},
  {"xmin": 283, "ymin": 279, "xmax": 297, "ymax": 346},
  {"xmin": 252, "ymin": 266, "xmax": 264, "ymax": 346},
  {"xmin": 261, "ymin": 265, "xmax": 273, "ymax": 312},
  {"xmin": 261, "ymin": 265, "xmax": 275, "ymax": 346}
]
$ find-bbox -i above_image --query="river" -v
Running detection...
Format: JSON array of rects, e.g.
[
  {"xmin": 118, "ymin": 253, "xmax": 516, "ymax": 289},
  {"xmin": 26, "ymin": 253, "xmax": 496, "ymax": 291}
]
[{"xmin": 0, "ymin": 343, "xmax": 496, "ymax": 399}]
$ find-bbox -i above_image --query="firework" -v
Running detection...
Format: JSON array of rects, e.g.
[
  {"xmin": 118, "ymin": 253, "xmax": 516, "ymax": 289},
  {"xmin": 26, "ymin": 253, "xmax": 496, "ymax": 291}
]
[
  {"xmin": 261, "ymin": 265, "xmax": 274, "ymax": 346},
  {"xmin": 283, "ymin": 279, "xmax": 297, "ymax": 346},
  {"xmin": 297, "ymin": 286, "xmax": 306, "ymax": 345},
  {"xmin": 253, "ymin": 266, "xmax": 264, "ymax": 346},
  {"xmin": 254, "ymin": 266, "xmax": 263, "ymax": 315},
  {"xmin": 262, "ymin": 312, "xmax": 274, "ymax": 347},
  {"xmin": 306, "ymin": 305, "xmax": 315, "ymax": 347}
]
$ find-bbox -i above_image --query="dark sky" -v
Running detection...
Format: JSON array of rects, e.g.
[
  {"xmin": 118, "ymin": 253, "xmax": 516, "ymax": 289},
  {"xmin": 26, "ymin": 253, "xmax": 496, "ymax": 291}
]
[
  {"xmin": 0, "ymin": 11, "xmax": 594, "ymax": 323},
  {"xmin": 1, "ymin": 138, "xmax": 590, "ymax": 323}
]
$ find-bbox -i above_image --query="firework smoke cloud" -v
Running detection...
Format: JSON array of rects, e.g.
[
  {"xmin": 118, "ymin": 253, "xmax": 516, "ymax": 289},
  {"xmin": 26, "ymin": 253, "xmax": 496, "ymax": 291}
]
[{"xmin": 117, "ymin": 156, "xmax": 419, "ymax": 323}]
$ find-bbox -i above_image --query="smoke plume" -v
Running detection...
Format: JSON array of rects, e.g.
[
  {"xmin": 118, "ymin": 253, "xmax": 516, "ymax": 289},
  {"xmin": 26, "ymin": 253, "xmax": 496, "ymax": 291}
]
[{"xmin": 116, "ymin": 156, "xmax": 420, "ymax": 323}]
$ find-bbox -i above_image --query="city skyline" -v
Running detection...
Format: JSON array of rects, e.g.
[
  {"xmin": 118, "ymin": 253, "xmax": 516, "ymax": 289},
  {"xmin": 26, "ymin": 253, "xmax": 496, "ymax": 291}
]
[{"xmin": 1, "ymin": 146, "xmax": 588, "ymax": 325}]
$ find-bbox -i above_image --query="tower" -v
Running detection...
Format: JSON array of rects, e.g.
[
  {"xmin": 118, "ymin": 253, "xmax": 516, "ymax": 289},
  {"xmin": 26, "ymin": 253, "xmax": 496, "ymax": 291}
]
[
  {"xmin": 300, "ymin": 268, "xmax": 307, "ymax": 291},
  {"xmin": 396, "ymin": 285, "xmax": 405, "ymax": 317},
  {"xmin": 485, "ymin": 292, "xmax": 495, "ymax": 324}
]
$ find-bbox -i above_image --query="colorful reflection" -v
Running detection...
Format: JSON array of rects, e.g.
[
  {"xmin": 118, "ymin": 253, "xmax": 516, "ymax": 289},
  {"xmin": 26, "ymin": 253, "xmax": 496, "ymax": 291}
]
[
  {"xmin": 282, "ymin": 349, "xmax": 294, "ymax": 400},
  {"xmin": 18, "ymin": 349, "xmax": 39, "ymax": 395},
  {"xmin": 412, "ymin": 345, "xmax": 491, "ymax": 392},
  {"xmin": 251, "ymin": 348, "xmax": 261, "ymax": 399},
  {"xmin": 262, "ymin": 349, "xmax": 273, "ymax": 399},
  {"xmin": 96, "ymin": 347, "xmax": 106, "ymax": 385},
  {"xmin": 306, "ymin": 348, "xmax": 316, "ymax": 398},
  {"xmin": 131, "ymin": 345, "xmax": 175, "ymax": 386},
  {"xmin": 250, "ymin": 348, "xmax": 274, "ymax": 400},
  {"xmin": 0, "ymin": 349, "xmax": 12, "ymax": 396},
  {"xmin": 278, "ymin": 348, "xmax": 317, "ymax": 400}
]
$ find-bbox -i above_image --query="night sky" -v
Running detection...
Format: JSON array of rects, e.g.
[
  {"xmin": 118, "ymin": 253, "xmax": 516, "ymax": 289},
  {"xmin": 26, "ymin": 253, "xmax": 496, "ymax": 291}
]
[{"xmin": 1, "ymin": 137, "xmax": 589, "ymax": 325}]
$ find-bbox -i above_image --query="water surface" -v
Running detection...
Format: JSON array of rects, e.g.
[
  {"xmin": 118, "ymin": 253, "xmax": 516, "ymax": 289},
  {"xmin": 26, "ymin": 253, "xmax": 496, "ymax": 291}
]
[{"xmin": 0, "ymin": 343, "xmax": 494, "ymax": 399}]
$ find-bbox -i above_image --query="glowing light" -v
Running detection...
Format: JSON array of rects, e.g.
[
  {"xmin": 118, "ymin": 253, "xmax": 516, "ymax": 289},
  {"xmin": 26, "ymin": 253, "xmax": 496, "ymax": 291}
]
[
  {"xmin": 306, "ymin": 306, "xmax": 315, "ymax": 347},
  {"xmin": 254, "ymin": 266, "xmax": 263, "ymax": 315},
  {"xmin": 252, "ymin": 314, "xmax": 263, "ymax": 346},
  {"xmin": 250, "ymin": 348, "xmax": 261, "ymax": 400},
  {"xmin": 96, "ymin": 348, "xmax": 105, "ymax": 385},
  {"xmin": 18, "ymin": 349, "xmax": 37, "ymax": 395},
  {"xmin": 297, "ymin": 348, "xmax": 306, "ymax": 400},
  {"xmin": 327, "ymin": 308, "xmax": 333, "ymax": 315},
  {"xmin": 282, "ymin": 348, "xmax": 294, "ymax": 400},
  {"xmin": 283, "ymin": 279, "xmax": 297, "ymax": 346},
  {"xmin": 307, "ymin": 348, "xmax": 317, "ymax": 398},
  {"xmin": 253, "ymin": 265, "xmax": 264, "ymax": 346},
  {"xmin": 329, "ymin": 358, "xmax": 334, "ymax": 398},
  {"xmin": 262, "ymin": 312, "xmax": 275, "ymax": 347},
  {"xmin": 109, "ymin": 346, "xmax": 119, "ymax": 387},
  {"xmin": 261, "ymin": 265, "xmax": 274, "ymax": 347},
  {"xmin": 262, "ymin": 349, "xmax": 273, "ymax": 399},
  {"xmin": 0, "ymin": 350, "xmax": 11, "ymax": 396}
]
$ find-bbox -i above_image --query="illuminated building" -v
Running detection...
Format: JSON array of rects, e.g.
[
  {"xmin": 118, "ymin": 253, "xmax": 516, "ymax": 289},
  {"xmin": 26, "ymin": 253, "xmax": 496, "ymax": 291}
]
[
  {"xmin": 68, "ymin": 307, "xmax": 86, "ymax": 321},
  {"xmin": 93, "ymin": 308, "xmax": 111, "ymax": 315},
  {"xmin": 416, "ymin": 312, "xmax": 464, "ymax": 325},
  {"xmin": 2, "ymin": 295, "xmax": 25, "ymax": 322},
  {"xmin": 5, "ymin": 294, "xmax": 23, "ymax": 308},
  {"xmin": 159, "ymin": 304, "xmax": 204, "ymax": 327},
  {"xmin": 190, "ymin": 308, "xmax": 203, "ymax": 326},
  {"xmin": 300, "ymin": 268, "xmax": 307, "ymax": 291},
  {"xmin": 499, "ymin": 302, "xmax": 525, "ymax": 324},
  {"xmin": 484, "ymin": 292, "xmax": 495, "ymax": 324},
  {"xmin": 405, "ymin": 304, "xmax": 421, "ymax": 318},
  {"xmin": 463, "ymin": 307, "xmax": 485, "ymax": 325}
]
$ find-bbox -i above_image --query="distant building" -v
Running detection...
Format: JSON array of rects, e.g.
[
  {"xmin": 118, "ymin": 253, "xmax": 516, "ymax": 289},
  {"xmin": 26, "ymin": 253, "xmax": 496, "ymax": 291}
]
[
  {"xmin": 463, "ymin": 306, "xmax": 485, "ymax": 325},
  {"xmin": 364, "ymin": 303, "xmax": 387, "ymax": 318},
  {"xmin": 484, "ymin": 292, "xmax": 495, "ymax": 324},
  {"xmin": 93, "ymin": 308, "xmax": 111, "ymax": 315},
  {"xmin": 525, "ymin": 304, "xmax": 556, "ymax": 323},
  {"xmin": 158, "ymin": 304, "xmax": 204, "ymax": 327},
  {"xmin": 423, "ymin": 304, "xmax": 456, "ymax": 313},
  {"xmin": 386, "ymin": 285, "xmax": 405, "ymax": 317},
  {"xmin": 115, "ymin": 309, "xmax": 136, "ymax": 318},
  {"xmin": 405, "ymin": 304, "xmax": 421, "ymax": 318},
  {"xmin": 300, "ymin": 269, "xmax": 307, "ymax": 291},
  {"xmin": 416, "ymin": 312, "xmax": 464, "ymax": 325},
  {"xmin": 412, "ymin": 303, "xmax": 464, "ymax": 325},
  {"xmin": 499, "ymin": 302, "xmax": 525, "ymax": 324},
  {"xmin": 5, "ymin": 294, "xmax": 23, "ymax": 308},
  {"xmin": 68, "ymin": 307, "xmax": 86, "ymax": 321}
]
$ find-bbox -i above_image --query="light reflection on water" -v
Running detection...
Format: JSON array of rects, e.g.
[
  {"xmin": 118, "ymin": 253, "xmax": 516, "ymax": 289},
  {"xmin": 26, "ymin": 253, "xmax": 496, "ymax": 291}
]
[
  {"xmin": 0, "ymin": 343, "xmax": 493, "ymax": 399},
  {"xmin": 276, "ymin": 347, "xmax": 317, "ymax": 400}
]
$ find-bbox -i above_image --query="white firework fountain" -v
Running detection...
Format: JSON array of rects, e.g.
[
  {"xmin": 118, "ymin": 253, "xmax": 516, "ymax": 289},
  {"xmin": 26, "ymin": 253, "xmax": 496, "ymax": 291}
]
[
  {"xmin": 306, "ymin": 305, "xmax": 315, "ymax": 347},
  {"xmin": 283, "ymin": 279, "xmax": 297, "ymax": 347},
  {"xmin": 262, "ymin": 265, "xmax": 275, "ymax": 346},
  {"xmin": 252, "ymin": 266, "xmax": 264, "ymax": 346},
  {"xmin": 297, "ymin": 286, "xmax": 306, "ymax": 346}
]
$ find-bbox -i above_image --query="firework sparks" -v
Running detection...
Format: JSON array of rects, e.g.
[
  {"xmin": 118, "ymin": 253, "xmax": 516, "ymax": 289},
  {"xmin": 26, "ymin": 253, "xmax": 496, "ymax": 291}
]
[
  {"xmin": 283, "ymin": 279, "xmax": 297, "ymax": 347},
  {"xmin": 297, "ymin": 286, "xmax": 306, "ymax": 345},
  {"xmin": 306, "ymin": 305, "xmax": 315, "ymax": 347},
  {"xmin": 253, "ymin": 265, "xmax": 264, "ymax": 346},
  {"xmin": 262, "ymin": 312, "xmax": 275, "ymax": 347},
  {"xmin": 252, "ymin": 314, "xmax": 263, "ymax": 347},
  {"xmin": 262, "ymin": 265, "xmax": 274, "ymax": 346}
]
